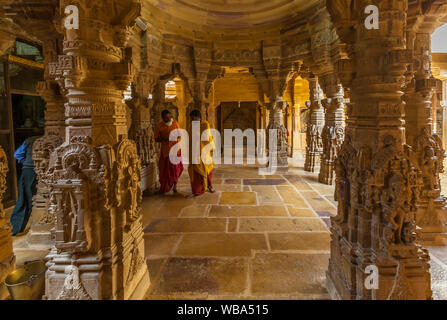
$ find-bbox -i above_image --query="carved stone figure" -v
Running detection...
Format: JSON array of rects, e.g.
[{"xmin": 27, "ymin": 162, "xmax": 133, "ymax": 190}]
[
  {"xmin": 56, "ymin": 265, "xmax": 91, "ymax": 300},
  {"xmin": 0, "ymin": 146, "xmax": 15, "ymax": 300},
  {"xmin": 266, "ymin": 99, "xmax": 288, "ymax": 169},
  {"xmin": 319, "ymin": 83, "xmax": 346, "ymax": 185},
  {"xmin": 304, "ymin": 78, "xmax": 325, "ymax": 172},
  {"xmin": 32, "ymin": 134, "xmax": 64, "ymax": 212}
]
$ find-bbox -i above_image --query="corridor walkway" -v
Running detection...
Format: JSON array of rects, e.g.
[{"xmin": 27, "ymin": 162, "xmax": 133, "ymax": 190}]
[{"xmin": 142, "ymin": 163, "xmax": 336, "ymax": 299}]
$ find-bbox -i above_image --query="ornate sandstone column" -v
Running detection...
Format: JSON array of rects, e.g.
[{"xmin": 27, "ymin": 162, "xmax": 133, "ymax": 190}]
[
  {"xmin": 404, "ymin": 32, "xmax": 447, "ymax": 245},
  {"xmin": 267, "ymin": 99, "xmax": 288, "ymax": 169},
  {"xmin": 291, "ymin": 104, "xmax": 302, "ymax": 159},
  {"xmin": 128, "ymin": 77, "xmax": 159, "ymax": 194},
  {"xmin": 304, "ymin": 76, "xmax": 324, "ymax": 172},
  {"xmin": 0, "ymin": 147, "xmax": 14, "ymax": 300},
  {"xmin": 318, "ymin": 76, "xmax": 346, "ymax": 185},
  {"xmin": 0, "ymin": 11, "xmax": 19, "ymax": 299},
  {"xmin": 326, "ymin": 0, "xmax": 432, "ymax": 300},
  {"xmin": 44, "ymin": 0, "xmax": 149, "ymax": 300},
  {"xmin": 29, "ymin": 38, "xmax": 65, "ymax": 246}
]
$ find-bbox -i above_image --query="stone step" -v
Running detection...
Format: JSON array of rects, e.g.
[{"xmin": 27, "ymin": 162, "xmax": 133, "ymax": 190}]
[{"xmin": 27, "ymin": 231, "xmax": 53, "ymax": 246}]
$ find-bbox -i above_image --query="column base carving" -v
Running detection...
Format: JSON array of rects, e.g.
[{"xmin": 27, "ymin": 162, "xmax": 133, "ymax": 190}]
[
  {"xmin": 328, "ymin": 232, "xmax": 432, "ymax": 300},
  {"xmin": 325, "ymin": 270, "xmax": 342, "ymax": 300},
  {"xmin": 26, "ymin": 207, "xmax": 55, "ymax": 248},
  {"xmin": 0, "ymin": 239, "xmax": 15, "ymax": 300},
  {"xmin": 416, "ymin": 197, "xmax": 447, "ymax": 246},
  {"xmin": 304, "ymin": 150, "xmax": 321, "ymax": 173},
  {"xmin": 318, "ymin": 159, "xmax": 335, "ymax": 185},
  {"xmin": 141, "ymin": 164, "xmax": 159, "ymax": 194}
]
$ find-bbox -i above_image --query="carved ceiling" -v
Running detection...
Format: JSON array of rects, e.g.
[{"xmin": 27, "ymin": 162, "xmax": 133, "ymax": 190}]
[{"xmin": 142, "ymin": 0, "xmax": 323, "ymax": 42}]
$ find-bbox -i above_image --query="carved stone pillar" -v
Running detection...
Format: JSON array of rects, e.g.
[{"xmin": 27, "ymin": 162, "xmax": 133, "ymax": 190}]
[
  {"xmin": 45, "ymin": 0, "xmax": 149, "ymax": 300},
  {"xmin": 266, "ymin": 99, "xmax": 288, "ymax": 169},
  {"xmin": 304, "ymin": 77, "xmax": 324, "ymax": 172},
  {"xmin": 29, "ymin": 38, "xmax": 66, "ymax": 246},
  {"xmin": 0, "ymin": 10, "xmax": 16, "ymax": 300},
  {"xmin": 0, "ymin": 147, "xmax": 14, "ymax": 300},
  {"xmin": 29, "ymin": 135, "xmax": 63, "ymax": 246},
  {"xmin": 318, "ymin": 77, "xmax": 346, "ymax": 185},
  {"xmin": 128, "ymin": 79, "xmax": 159, "ymax": 194},
  {"xmin": 327, "ymin": 0, "xmax": 432, "ymax": 300},
  {"xmin": 404, "ymin": 32, "xmax": 447, "ymax": 245},
  {"xmin": 291, "ymin": 105, "xmax": 302, "ymax": 158}
]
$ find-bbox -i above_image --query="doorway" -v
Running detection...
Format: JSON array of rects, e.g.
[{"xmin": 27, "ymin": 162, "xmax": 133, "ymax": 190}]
[{"xmin": 0, "ymin": 39, "xmax": 45, "ymax": 208}]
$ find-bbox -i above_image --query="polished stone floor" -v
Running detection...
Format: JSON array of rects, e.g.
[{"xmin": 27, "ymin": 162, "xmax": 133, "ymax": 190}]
[
  {"xmin": 142, "ymin": 162, "xmax": 335, "ymax": 299},
  {"xmin": 142, "ymin": 162, "xmax": 447, "ymax": 300}
]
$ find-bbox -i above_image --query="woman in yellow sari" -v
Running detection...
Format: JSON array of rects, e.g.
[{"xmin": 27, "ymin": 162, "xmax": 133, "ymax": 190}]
[{"xmin": 187, "ymin": 109, "xmax": 216, "ymax": 198}]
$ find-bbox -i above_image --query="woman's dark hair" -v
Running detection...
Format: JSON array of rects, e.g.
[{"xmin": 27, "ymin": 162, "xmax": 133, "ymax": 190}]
[
  {"xmin": 161, "ymin": 109, "xmax": 171, "ymax": 118},
  {"xmin": 189, "ymin": 109, "xmax": 202, "ymax": 119}
]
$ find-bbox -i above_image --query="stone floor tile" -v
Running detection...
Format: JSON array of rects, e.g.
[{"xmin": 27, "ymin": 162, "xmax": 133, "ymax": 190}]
[
  {"xmin": 152, "ymin": 257, "xmax": 247, "ymax": 296},
  {"xmin": 276, "ymin": 186, "xmax": 309, "ymax": 208},
  {"xmin": 144, "ymin": 218, "xmax": 227, "ymax": 233},
  {"xmin": 209, "ymin": 205, "xmax": 288, "ymax": 217},
  {"xmin": 251, "ymin": 186, "xmax": 282, "ymax": 203},
  {"xmin": 250, "ymin": 253, "xmax": 329, "ymax": 296},
  {"xmin": 429, "ymin": 258, "xmax": 447, "ymax": 300},
  {"xmin": 214, "ymin": 185, "xmax": 242, "ymax": 192},
  {"xmin": 194, "ymin": 192, "xmax": 221, "ymax": 204},
  {"xmin": 180, "ymin": 204, "xmax": 210, "ymax": 217},
  {"xmin": 243, "ymin": 179, "xmax": 286, "ymax": 186},
  {"xmin": 287, "ymin": 207, "xmax": 318, "ymax": 217},
  {"xmin": 146, "ymin": 258, "xmax": 167, "ymax": 281},
  {"xmin": 219, "ymin": 192, "xmax": 257, "ymax": 205},
  {"xmin": 224, "ymin": 178, "xmax": 242, "ymax": 184},
  {"xmin": 283, "ymin": 175, "xmax": 313, "ymax": 190},
  {"xmin": 175, "ymin": 233, "xmax": 267, "ymax": 257},
  {"xmin": 238, "ymin": 218, "xmax": 328, "ymax": 232},
  {"xmin": 427, "ymin": 246, "xmax": 447, "ymax": 266},
  {"xmin": 299, "ymin": 191, "xmax": 336, "ymax": 214},
  {"xmin": 144, "ymin": 234, "xmax": 182, "ymax": 257},
  {"xmin": 227, "ymin": 218, "xmax": 238, "ymax": 232},
  {"xmin": 268, "ymin": 232, "xmax": 330, "ymax": 251}
]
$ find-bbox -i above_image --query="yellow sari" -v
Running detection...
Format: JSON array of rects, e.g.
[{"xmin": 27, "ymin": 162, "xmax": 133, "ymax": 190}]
[{"xmin": 188, "ymin": 120, "xmax": 215, "ymax": 190}]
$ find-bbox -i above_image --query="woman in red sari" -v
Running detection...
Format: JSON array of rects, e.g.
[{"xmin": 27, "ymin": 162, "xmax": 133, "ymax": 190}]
[{"xmin": 154, "ymin": 110, "xmax": 183, "ymax": 194}]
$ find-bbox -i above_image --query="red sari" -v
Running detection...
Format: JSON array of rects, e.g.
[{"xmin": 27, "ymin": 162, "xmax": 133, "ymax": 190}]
[{"xmin": 154, "ymin": 120, "xmax": 183, "ymax": 193}]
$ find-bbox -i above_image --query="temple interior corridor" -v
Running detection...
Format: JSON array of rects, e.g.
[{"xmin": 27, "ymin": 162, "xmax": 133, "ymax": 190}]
[{"xmin": 1, "ymin": 0, "xmax": 447, "ymax": 301}]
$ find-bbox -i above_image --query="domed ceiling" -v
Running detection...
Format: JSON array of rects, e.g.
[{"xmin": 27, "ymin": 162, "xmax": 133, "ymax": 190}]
[{"xmin": 143, "ymin": 0, "xmax": 322, "ymax": 41}]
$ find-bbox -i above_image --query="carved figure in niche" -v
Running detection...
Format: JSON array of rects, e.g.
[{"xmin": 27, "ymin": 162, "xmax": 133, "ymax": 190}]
[
  {"xmin": 334, "ymin": 157, "xmax": 350, "ymax": 224},
  {"xmin": 381, "ymin": 173, "xmax": 408, "ymax": 245},
  {"xmin": 422, "ymin": 146, "xmax": 439, "ymax": 191},
  {"xmin": 114, "ymin": 138, "xmax": 142, "ymax": 225},
  {"xmin": 127, "ymin": 155, "xmax": 141, "ymax": 215},
  {"xmin": 46, "ymin": 136, "xmax": 105, "ymax": 253},
  {"xmin": 126, "ymin": 238, "xmax": 144, "ymax": 285},
  {"xmin": 63, "ymin": 190, "xmax": 79, "ymax": 243},
  {"xmin": 333, "ymin": 135, "xmax": 355, "ymax": 224},
  {"xmin": 414, "ymin": 127, "xmax": 445, "ymax": 194}
]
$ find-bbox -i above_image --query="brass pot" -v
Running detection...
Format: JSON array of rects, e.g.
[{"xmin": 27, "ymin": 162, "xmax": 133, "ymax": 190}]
[{"xmin": 5, "ymin": 260, "xmax": 46, "ymax": 300}]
